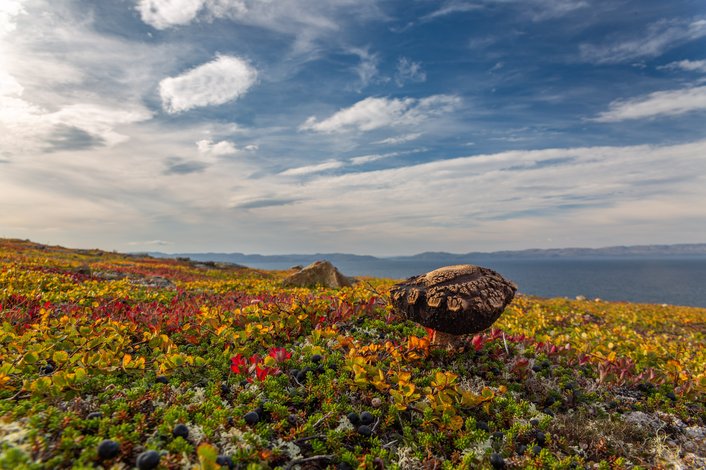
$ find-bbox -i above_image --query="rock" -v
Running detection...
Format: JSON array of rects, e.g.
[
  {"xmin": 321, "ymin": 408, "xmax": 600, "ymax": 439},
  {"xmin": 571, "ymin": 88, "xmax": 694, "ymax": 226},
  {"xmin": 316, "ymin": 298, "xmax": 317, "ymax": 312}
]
[
  {"xmin": 390, "ymin": 265, "xmax": 516, "ymax": 336},
  {"xmin": 290, "ymin": 265, "xmax": 303, "ymax": 271},
  {"xmin": 575, "ymin": 295, "xmax": 586, "ymax": 301},
  {"xmin": 281, "ymin": 260, "xmax": 354, "ymax": 288}
]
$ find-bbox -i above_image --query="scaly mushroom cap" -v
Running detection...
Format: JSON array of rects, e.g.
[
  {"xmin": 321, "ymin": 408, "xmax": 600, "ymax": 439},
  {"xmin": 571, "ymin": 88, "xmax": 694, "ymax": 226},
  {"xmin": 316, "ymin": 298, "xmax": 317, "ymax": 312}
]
[{"xmin": 390, "ymin": 264, "xmax": 517, "ymax": 335}]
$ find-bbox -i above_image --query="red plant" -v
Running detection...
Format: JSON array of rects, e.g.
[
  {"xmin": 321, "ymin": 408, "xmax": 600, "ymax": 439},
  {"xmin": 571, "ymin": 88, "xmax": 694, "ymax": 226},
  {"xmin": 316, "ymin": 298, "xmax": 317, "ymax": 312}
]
[
  {"xmin": 268, "ymin": 347, "xmax": 291, "ymax": 362},
  {"xmin": 230, "ymin": 354, "xmax": 246, "ymax": 374}
]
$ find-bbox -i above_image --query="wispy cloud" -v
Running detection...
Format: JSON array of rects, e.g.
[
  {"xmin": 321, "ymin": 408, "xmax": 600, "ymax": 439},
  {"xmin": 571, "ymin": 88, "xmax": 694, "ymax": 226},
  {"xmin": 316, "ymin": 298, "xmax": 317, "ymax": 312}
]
[
  {"xmin": 300, "ymin": 95, "xmax": 460, "ymax": 133},
  {"xmin": 136, "ymin": 0, "xmax": 384, "ymax": 53},
  {"xmin": 592, "ymin": 86, "xmax": 706, "ymax": 122},
  {"xmin": 422, "ymin": 0, "xmax": 587, "ymax": 22},
  {"xmin": 128, "ymin": 239, "xmax": 173, "ymax": 246},
  {"xmin": 658, "ymin": 59, "xmax": 706, "ymax": 73},
  {"xmin": 159, "ymin": 55, "xmax": 258, "ymax": 113},
  {"xmin": 374, "ymin": 133, "xmax": 422, "ymax": 145},
  {"xmin": 421, "ymin": 1, "xmax": 482, "ymax": 21},
  {"xmin": 347, "ymin": 47, "xmax": 383, "ymax": 89},
  {"xmin": 395, "ymin": 57, "xmax": 426, "ymax": 87},
  {"xmin": 580, "ymin": 18, "xmax": 706, "ymax": 64},
  {"xmin": 280, "ymin": 160, "xmax": 345, "ymax": 176}
]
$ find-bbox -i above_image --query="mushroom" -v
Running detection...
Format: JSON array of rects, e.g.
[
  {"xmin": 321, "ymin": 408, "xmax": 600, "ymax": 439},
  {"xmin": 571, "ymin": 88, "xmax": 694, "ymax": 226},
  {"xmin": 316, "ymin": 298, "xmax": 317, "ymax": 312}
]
[{"xmin": 390, "ymin": 265, "xmax": 517, "ymax": 348}]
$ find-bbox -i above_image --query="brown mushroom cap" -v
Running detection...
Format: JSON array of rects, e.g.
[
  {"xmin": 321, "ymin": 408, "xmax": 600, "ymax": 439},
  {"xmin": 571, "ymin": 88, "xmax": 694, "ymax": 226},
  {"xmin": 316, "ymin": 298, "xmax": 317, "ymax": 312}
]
[{"xmin": 390, "ymin": 264, "xmax": 517, "ymax": 335}]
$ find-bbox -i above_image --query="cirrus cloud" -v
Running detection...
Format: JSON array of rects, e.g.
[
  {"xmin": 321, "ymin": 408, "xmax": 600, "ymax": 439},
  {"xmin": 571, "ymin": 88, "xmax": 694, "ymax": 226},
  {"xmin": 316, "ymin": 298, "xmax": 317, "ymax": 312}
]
[
  {"xmin": 159, "ymin": 55, "xmax": 258, "ymax": 114},
  {"xmin": 593, "ymin": 86, "xmax": 706, "ymax": 122},
  {"xmin": 300, "ymin": 95, "xmax": 460, "ymax": 133}
]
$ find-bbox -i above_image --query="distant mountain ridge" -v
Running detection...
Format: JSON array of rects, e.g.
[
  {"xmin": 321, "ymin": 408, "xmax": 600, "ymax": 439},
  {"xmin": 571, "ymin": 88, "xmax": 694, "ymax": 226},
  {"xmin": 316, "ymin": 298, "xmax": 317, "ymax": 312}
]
[{"xmin": 150, "ymin": 243, "xmax": 706, "ymax": 267}]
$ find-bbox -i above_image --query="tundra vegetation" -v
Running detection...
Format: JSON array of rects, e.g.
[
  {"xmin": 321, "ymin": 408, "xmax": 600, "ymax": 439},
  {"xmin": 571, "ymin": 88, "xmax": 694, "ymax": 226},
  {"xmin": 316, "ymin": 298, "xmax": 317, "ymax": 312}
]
[{"xmin": 0, "ymin": 239, "xmax": 704, "ymax": 469}]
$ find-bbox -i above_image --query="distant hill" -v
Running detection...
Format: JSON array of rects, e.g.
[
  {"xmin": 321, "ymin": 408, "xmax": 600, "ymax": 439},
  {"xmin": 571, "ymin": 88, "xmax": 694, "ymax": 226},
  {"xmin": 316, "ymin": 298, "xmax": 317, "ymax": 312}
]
[{"xmin": 150, "ymin": 243, "xmax": 706, "ymax": 268}]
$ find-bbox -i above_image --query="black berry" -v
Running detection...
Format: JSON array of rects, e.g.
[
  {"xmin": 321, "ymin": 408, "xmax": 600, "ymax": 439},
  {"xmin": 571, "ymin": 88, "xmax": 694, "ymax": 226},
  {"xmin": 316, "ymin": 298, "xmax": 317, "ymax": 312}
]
[
  {"xmin": 216, "ymin": 455, "xmax": 234, "ymax": 469},
  {"xmin": 155, "ymin": 376, "xmax": 168, "ymax": 384},
  {"xmin": 311, "ymin": 354, "xmax": 323, "ymax": 363},
  {"xmin": 173, "ymin": 423, "xmax": 189, "ymax": 439},
  {"xmin": 244, "ymin": 411, "xmax": 260, "ymax": 425},
  {"xmin": 490, "ymin": 453, "xmax": 505, "ymax": 469},
  {"xmin": 357, "ymin": 425, "xmax": 373, "ymax": 436},
  {"xmin": 86, "ymin": 412, "xmax": 103, "ymax": 420},
  {"xmin": 359, "ymin": 411, "xmax": 374, "ymax": 426},
  {"xmin": 136, "ymin": 450, "xmax": 161, "ymax": 470},
  {"xmin": 347, "ymin": 412, "xmax": 360, "ymax": 425},
  {"xmin": 97, "ymin": 440, "xmax": 120, "ymax": 460}
]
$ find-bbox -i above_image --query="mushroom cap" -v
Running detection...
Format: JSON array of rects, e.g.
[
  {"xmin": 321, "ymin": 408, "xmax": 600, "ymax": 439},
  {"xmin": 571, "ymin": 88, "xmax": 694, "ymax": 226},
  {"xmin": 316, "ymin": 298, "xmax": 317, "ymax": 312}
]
[{"xmin": 390, "ymin": 264, "xmax": 517, "ymax": 335}]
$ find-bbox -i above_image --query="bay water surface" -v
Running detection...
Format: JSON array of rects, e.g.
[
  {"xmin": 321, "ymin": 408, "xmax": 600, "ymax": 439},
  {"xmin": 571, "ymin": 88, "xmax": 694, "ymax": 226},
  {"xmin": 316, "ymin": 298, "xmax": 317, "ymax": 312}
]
[{"xmin": 246, "ymin": 257, "xmax": 706, "ymax": 308}]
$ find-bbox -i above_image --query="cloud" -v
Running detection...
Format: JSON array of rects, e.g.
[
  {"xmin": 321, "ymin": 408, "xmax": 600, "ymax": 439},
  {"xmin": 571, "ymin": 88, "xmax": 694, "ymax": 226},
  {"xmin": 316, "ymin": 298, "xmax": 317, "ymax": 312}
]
[
  {"xmin": 196, "ymin": 139, "xmax": 239, "ymax": 157},
  {"xmin": 230, "ymin": 197, "xmax": 300, "ymax": 209},
  {"xmin": 421, "ymin": 1, "xmax": 483, "ymax": 21},
  {"xmin": 163, "ymin": 158, "xmax": 209, "ymax": 175},
  {"xmin": 422, "ymin": 0, "xmax": 586, "ymax": 22},
  {"xmin": 300, "ymin": 95, "xmax": 461, "ymax": 133},
  {"xmin": 658, "ymin": 59, "xmax": 706, "ymax": 73},
  {"xmin": 128, "ymin": 239, "xmax": 173, "ymax": 246},
  {"xmin": 137, "ymin": 0, "xmax": 384, "ymax": 53},
  {"xmin": 280, "ymin": 160, "xmax": 345, "ymax": 176},
  {"xmin": 45, "ymin": 125, "xmax": 106, "ymax": 152},
  {"xmin": 395, "ymin": 57, "xmax": 426, "ymax": 87},
  {"xmin": 374, "ymin": 133, "xmax": 422, "ymax": 145},
  {"xmin": 592, "ymin": 86, "xmax": 706, "ymax": 122},
  {"xmin": 347, "ymin": 47, "xmax": 382, "ymax": 89},
  {"xmin": 0, "ymin": 0, "xmax": 175, "ymax": 157},
  {"xmin": 159, "ymin": 55, "xmax": 258, "ymax": 113},
  {"xmin": 136, "ymin": 0, "xmax": 205, "ymax": 29},
  {"xmin": 580, "ymin": 18, "xmax": 706, "ymax": 64}
]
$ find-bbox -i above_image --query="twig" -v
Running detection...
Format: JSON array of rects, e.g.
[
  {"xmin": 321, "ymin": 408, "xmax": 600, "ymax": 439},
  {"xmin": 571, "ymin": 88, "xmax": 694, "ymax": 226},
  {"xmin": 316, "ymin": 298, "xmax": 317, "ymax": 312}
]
[
  {"xmin": 285, "ymin": 454, "xmax": 334, "ymax": 470},
  {"xmin": 382, "ymin": 440, "xmax": 398, "ymax": 449},
  {"xmin": 313, "ymin": 412, "xmax": 332, "ymax": 428},
  {"xmin": 371, "ymin": 417, "xmax": 381, "ymax": 432},
  {"xmin": 292, "ymin": 434, "xmax": 325, "ymax": 445},
  {"xmin": 502, "ymin": 331, "xmax": 510, "ymax": 355}
]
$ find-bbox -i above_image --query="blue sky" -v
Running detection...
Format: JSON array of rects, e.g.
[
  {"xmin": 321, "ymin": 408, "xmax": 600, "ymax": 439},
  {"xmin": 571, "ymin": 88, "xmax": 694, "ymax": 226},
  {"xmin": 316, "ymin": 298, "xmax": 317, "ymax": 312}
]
[{"xmin": 1, "ymin": 0, "xmax": 705, "ymax": 255}]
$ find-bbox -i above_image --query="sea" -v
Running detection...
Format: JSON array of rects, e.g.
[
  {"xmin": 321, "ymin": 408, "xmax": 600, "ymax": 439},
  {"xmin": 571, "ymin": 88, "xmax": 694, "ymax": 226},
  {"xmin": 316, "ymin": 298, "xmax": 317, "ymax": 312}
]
[{"xmin": 242, "ymin": 257, "xmax": 706, "ymax": 308}]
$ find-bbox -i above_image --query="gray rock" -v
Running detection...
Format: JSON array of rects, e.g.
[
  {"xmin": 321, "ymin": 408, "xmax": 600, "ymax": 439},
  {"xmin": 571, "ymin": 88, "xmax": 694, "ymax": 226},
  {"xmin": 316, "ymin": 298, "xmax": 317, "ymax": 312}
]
[{"xmin": 390, "ymin": 264, "xmax": 516, "ymax": 335}]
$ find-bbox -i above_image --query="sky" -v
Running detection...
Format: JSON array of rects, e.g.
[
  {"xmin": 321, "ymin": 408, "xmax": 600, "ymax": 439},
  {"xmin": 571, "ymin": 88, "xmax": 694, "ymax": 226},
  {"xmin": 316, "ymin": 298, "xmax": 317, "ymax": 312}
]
[{"xmin": 1, "ymin": 0, "xmax": 705, "ymax": 256}]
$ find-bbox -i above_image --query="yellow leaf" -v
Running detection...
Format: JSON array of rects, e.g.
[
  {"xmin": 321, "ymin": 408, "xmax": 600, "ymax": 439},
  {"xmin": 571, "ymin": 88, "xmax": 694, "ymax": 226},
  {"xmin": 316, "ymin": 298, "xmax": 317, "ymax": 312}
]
[
  {"xmin": 52, "ymin": 350, "xmax": 69, "ymax": 364},
  {"xmin": 122, "ymin": 354, "xmax": 132, "ymax": 369}
]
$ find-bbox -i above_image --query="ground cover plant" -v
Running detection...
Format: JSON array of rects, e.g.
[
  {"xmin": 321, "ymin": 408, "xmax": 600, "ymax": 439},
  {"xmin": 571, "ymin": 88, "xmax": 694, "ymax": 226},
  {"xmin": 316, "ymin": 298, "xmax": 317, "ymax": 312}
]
[{"xmin": 1, "ymin": 239, "xmax": 704, "ymax": 469}]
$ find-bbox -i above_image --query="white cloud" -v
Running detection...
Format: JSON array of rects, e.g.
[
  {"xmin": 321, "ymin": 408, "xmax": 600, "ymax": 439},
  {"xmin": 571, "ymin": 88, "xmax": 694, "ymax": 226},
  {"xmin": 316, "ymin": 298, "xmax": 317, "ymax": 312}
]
[
  {"xmin": 395, "ymin": 57, "xmax": 426, "ymax": 87},
  {"xmin": 159, "ymin": 55, "xmax": 258, "ymax": 113},
  {"xmin": 580, "ymin": 18, "xmax": 706, "ymax": 64},
  {"xmin": 137, "ymin": 0, "xmax": 383, "ymax": 53},
  {"xmin": 280, "ymin": 160, "xmax": 345, "ymax": 176},
  {"xmin": 128, "ymin": 239, "xmax": 173, "ymax": 246},
  {"xmin": 136, "ymin": 0, "xmax": 204, "ymax": 29},
  {"xmin": 196, "ymin": 139, "xmax": 239, "ymax": 157},
  {"xmin": 593, "ymin": 86, "xmax": 706, "ymax": 122},
  {"xmin": 374, "ymin": 133, "xmax": 422, "ymax": 145},
  {"xmin": 658, "ymin": 59, "xmax": 706, "ymax": 73},
  {"xmin": 422, "ymin": 1, "xmax": 483, "ymax": 20},
  {"xmin": 300, "ymin": 95, "xmax": 460, "ymax": 133},
  {"xmin": 347, "ymin": 47, "xmax": 381, "ymax": 89},
  {"xmin": 0, "ymin": 0, "xmax": 183, "ymax": 157},
  {"xmin": 423, "ymin": 0, "xmax": 586, "ymax": 22}
]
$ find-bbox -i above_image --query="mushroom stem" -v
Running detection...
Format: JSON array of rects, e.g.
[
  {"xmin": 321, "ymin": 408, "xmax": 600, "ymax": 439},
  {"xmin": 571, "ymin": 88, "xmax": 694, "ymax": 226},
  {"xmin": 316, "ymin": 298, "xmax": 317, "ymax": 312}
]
[{"xmin": 427, "ymin": 328, "xmax": 463, "ymax": 349}]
